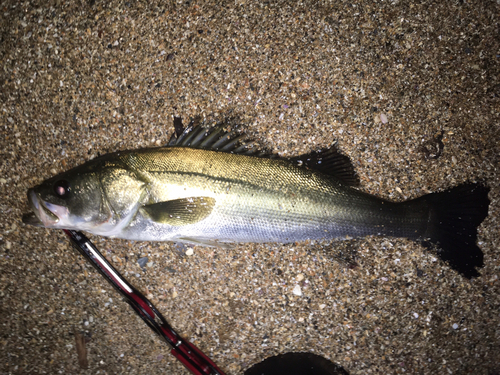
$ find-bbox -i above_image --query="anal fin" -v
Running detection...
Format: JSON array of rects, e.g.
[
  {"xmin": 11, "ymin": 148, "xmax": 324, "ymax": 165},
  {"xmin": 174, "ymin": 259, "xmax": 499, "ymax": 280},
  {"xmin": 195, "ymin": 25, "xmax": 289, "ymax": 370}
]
[{"xmin": 178, "ymin": 237, "xmax": 235, "ymax": 248}]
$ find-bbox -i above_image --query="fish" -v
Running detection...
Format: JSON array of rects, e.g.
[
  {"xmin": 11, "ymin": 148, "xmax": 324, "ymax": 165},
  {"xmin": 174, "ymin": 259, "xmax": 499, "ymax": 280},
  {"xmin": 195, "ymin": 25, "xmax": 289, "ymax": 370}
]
[{"xmin": 22, "ymin": 121, "xmax": 490, "ymax": 278}]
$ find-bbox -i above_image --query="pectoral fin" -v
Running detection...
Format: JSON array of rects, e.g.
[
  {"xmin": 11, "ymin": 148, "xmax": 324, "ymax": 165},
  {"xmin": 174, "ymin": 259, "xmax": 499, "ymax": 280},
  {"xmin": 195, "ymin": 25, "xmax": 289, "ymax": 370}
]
[{"xmin": 140, "ymin": 197, "xmax": 216, "ymax": 226}]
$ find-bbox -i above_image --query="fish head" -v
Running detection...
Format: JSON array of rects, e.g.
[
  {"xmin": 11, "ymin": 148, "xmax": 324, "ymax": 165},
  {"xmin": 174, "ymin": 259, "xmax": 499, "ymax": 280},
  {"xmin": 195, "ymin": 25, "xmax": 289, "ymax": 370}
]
[
  {"xmin": 22, "ymin": 167, "xmax": 109, "ymax": 230},
  {"xmin": 23, "ymin": 155, "xmax": 148, "ymax": 235}
]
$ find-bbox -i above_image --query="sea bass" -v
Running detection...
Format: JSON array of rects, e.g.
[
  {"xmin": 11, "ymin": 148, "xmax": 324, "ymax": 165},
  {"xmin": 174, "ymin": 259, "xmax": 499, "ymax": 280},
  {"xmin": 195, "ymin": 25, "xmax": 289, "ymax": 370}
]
[{"xmin": 22, "ymin": 123, "xmax": 490, "ymax": 278}]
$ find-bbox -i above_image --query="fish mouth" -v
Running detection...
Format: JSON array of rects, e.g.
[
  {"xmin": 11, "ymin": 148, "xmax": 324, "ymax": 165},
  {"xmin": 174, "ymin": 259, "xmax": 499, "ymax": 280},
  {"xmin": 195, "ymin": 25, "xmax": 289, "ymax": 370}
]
[{"xmin": 22, "ymin": 189, "xmax": 60, "ymax": 227}]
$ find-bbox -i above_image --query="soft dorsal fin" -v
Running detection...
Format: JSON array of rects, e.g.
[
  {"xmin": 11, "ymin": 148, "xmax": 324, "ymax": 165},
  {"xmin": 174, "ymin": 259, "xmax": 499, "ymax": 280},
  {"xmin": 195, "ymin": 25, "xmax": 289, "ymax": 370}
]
[
  {"xmin": 169, "ymin": 117, "xmax": 358, "ymax": 186},
  {"xmin": 139, "ymin": 197, "xmax": 216, "ymax": 226},
  {"xmin": 288, "ymin": 146, "xmax": 360, "ymax": 187}
]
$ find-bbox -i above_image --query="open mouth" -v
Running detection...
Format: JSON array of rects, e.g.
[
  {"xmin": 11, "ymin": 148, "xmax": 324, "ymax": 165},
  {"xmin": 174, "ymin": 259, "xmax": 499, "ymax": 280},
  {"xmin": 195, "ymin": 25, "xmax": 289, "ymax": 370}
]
[{"xmin": 22, "ymin": 189, "xmax": 60, "ymax": 227}]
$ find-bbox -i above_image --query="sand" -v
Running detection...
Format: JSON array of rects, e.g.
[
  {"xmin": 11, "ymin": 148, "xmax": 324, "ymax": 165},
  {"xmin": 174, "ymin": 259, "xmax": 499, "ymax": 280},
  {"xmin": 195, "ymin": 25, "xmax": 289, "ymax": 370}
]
[{"xmin": 1, "ymin": 0, "xmax": 499, "ymax": 374}]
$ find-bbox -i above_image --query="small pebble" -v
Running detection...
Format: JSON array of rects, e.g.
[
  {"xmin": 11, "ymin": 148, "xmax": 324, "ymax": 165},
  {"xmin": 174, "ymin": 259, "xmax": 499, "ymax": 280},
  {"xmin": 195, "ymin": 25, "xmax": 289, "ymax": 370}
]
[
  {"xmin": 292, "ymin": 285, "xmax": 302, "ymax": 296},
  {"xmin": 137, "ymin": 257, "xmax": 148, "ymax": 268}
]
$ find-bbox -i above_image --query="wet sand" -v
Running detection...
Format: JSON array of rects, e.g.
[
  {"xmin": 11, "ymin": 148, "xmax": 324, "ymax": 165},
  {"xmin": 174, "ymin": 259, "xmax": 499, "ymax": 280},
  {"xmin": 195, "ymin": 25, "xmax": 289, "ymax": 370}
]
[{"xmin": 1, "ymin": 1, "xmax": 499, "ymax": 374}]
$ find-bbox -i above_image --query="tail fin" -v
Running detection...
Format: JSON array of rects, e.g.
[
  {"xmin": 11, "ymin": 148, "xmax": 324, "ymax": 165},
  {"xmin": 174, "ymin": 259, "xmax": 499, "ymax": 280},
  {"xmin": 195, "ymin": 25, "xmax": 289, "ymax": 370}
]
[{"xmin": 420, "ymin": 183, "xmax": 490, "ymax": 278}]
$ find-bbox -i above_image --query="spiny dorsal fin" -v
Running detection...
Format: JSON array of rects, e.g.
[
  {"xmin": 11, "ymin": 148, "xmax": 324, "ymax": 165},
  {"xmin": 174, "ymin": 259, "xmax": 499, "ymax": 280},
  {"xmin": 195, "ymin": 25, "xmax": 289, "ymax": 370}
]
[
  {"xmin": 169, "ymin": 117, "xmax": 358, "ymax": 185},
  {"xmin": 168, "ymin": 117, "xmax": 269, "ymax": 157}
]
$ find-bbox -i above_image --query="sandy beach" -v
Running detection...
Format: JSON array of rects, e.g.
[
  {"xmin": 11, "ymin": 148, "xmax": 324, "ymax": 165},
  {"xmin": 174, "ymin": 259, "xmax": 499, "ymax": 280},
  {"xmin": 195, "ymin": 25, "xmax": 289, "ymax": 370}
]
[{"xmin": 1, "ymin": 0, "xmax": 499, "ymax": 373}]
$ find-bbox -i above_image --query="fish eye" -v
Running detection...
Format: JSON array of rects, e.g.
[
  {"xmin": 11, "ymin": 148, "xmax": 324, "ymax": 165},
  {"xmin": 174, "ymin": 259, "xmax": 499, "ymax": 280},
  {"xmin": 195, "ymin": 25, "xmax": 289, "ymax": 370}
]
[{"xmin": 54, "ymin": 180, "xmax": 70, "ymax": 198}]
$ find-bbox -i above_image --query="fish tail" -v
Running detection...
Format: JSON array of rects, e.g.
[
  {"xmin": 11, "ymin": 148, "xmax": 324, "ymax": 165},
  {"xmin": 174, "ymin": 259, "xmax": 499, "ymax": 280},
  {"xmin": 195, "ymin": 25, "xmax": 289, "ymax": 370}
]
[{"xmin": 418, "ymin": 183, "xmax": 490, "ymax": 278}]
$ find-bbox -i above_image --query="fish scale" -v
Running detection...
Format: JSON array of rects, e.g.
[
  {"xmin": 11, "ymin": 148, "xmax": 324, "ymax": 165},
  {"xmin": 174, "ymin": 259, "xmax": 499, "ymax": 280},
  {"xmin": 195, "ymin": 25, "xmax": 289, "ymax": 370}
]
[{"xmin": 111, "ymin": 147, "xmax": 429, "ymax": 244}]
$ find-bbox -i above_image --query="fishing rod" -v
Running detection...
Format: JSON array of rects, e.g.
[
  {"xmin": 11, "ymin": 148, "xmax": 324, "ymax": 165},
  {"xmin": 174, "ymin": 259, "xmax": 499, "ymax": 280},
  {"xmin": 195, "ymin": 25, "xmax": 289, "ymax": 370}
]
[{"xmin": 62, "ymin": 229, "xmax": 226, "ymax": 375}]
